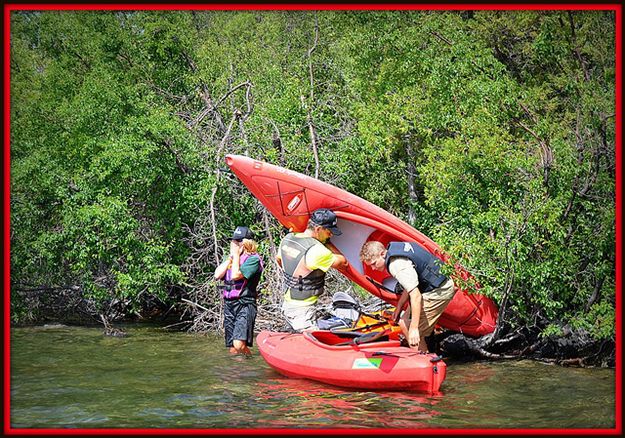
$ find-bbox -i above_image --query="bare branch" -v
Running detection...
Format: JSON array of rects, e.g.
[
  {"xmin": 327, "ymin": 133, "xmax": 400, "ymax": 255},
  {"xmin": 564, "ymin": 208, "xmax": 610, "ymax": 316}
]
[
  {"xmin": 209, "ymin": 113, "xmax": 239, "ymax": 266},
  {"xmin": 304, "ymin": 14, "xmax": 321, "ymax": 179},
  {"xmin": 214, "ymin": 80, "xmax": 253, "ymax": 110},
  {"xmin": 567, "ymin": 12, "xmax": 590, "ymax": 82},
  {"xmin": 181, "ymin": 297, "xmax": 209, "ymax": 312},
  {"xmin": 429, "ymin": 30, "xmax": 453, "ymax": 46},
  {"xmin": 515, "ymin": 111, "xmax": 553, "ymax": 187}
]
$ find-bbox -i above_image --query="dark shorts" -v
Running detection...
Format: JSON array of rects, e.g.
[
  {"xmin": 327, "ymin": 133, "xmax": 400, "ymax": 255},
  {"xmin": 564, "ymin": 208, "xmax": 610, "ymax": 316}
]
[{"xmin": 223, "ymin": 299, "xmax": 257, "ymax": 347}]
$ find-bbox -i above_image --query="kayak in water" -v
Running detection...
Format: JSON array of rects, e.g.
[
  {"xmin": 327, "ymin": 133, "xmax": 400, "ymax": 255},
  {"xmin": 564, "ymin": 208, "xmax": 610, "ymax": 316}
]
[{"xmin": 257, "ymin": 329, "xmax": 446, "ymax": 392}]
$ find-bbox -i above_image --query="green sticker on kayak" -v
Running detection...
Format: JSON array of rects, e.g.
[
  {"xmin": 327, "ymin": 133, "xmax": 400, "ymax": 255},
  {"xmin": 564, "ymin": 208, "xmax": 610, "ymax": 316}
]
[{"xmin": 352, "ymin": 358, "xmax": 382, "ymax": 369}]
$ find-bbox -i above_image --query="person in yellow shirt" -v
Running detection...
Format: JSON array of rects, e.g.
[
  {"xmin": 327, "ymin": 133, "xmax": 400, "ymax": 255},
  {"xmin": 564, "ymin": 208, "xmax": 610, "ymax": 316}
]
[{"xmin": 276, "ymin": 209, "xmax": 348, "ymax": 331}]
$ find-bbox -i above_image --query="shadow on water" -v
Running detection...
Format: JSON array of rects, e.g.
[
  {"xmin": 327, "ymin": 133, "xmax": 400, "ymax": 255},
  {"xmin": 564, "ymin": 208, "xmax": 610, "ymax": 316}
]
[{"xmin": 9, "ymin": 324, "xmax": 616, "ymax": 430}]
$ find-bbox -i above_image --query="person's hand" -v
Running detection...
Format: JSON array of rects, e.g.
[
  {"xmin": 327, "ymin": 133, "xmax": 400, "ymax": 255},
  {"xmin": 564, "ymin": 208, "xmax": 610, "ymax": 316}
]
[
  {"xmin": 392, "ymin": 308, "xmax": 401, "ymax": 323},
  {"xmin": 230, "ymin": 240, "xmax": 243, "ymax": 257},
  {"xmin": 408, "ymin": 326, "xmax": 420, "ymax": 350}
]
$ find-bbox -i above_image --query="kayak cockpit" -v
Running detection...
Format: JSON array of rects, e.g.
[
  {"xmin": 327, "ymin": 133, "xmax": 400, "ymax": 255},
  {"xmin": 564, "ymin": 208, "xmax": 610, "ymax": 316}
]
[{"xmin": 304, "ymin": 329, "xmax": 401, "ymax": 350}]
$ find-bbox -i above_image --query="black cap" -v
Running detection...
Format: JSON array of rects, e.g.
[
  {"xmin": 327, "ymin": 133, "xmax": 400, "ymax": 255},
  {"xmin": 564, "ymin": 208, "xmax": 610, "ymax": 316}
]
[
  {"xmin": 232, "ymin": 226, "xmax": 253, "ymax": 241},
  {"xmin": 310, "ymin": 209, "xmax": 342, "ymax": 235}
]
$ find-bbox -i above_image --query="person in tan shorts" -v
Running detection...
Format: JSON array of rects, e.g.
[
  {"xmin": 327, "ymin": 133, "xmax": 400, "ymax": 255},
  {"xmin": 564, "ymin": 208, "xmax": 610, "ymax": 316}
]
[{"xmin": 359, "ymin": 240, "xmax": 456, "ymax": 352}]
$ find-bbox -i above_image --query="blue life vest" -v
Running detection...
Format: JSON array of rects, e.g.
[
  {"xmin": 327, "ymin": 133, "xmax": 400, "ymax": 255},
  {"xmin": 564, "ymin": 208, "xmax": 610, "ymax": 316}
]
[{"xmin": 385, "ymin": 242, "xmax": 448, "ymax": 293}]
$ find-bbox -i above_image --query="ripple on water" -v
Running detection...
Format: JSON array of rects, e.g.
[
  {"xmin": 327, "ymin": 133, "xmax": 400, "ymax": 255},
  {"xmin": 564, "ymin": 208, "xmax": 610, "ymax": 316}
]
[{"xmin": 139, "ymin": 407, "xmax": 184, "ymax": 418}]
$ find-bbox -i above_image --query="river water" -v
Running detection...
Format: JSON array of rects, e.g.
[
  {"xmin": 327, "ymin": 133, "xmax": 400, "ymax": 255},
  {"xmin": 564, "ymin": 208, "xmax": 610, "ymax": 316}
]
[{"xmin": 9, "ymin": 324, "xmax": 616, "ymax": 430}]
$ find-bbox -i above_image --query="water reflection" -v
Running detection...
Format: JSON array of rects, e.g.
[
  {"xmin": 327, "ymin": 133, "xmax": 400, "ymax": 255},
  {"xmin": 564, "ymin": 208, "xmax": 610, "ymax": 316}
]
[{"xmin": 253, "ymin": 377, "xmax": 442, "ymax": 428}]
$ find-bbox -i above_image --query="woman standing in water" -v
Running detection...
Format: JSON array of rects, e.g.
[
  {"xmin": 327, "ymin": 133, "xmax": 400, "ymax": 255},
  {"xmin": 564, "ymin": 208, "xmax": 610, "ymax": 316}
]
[{"xmin": 214, "ymin": 226, "xmax": 263, "ymax": 355}]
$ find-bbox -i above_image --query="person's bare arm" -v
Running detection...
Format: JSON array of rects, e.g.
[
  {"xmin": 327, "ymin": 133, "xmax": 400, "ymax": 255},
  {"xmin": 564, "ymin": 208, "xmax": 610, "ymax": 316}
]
[
  {"xmin": 325, "ymin": 241, "xmax": 349, "ymax": 270},
  {"xmin": 229, "ymin": 241, "xmax": 244, "ymax": 280},
  {"xmin": 392, "ymin": 288, "xmax": 411, "ymax": 323},
  {"xmin": 407, "ymin": 288, "xmax": 423, "ymax": 349},
  {"xmin": 213, "ymin": 259, "xmax": 230, "ymax": 280}
]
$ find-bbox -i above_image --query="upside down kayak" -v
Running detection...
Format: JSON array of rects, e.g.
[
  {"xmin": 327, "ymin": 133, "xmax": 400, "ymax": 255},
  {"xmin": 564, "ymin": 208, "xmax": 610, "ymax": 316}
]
[{"xmin": 257, "ymin": 330, "xmax": 446, "ymax": 392}]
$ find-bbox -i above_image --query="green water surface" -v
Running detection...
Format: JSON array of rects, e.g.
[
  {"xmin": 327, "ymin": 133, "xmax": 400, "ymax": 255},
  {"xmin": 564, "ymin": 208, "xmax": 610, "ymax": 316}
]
[{"xmin": 9, "ymin": 324, "xmax": 616, "ymax": 430}]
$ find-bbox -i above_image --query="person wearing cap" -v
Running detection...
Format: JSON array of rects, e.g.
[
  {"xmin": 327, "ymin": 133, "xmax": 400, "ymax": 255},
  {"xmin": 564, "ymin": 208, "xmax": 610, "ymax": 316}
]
[
  {"xmin": 359, "ymin": 240, "xmax": 455, "ymax": 352},
  {"xmin": 276, "ymin": 208, "xmax": 348, "ymax": 332},
  {"xmin": 214, "ymin": 226, "xmax": 264, "ymax": 355}
]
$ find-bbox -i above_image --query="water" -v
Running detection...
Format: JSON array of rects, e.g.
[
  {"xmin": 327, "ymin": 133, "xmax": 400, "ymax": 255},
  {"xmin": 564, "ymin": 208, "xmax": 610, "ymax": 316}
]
[{"xmin": 9, "ymin": 324, "xmax": 616, "ymax": 430}]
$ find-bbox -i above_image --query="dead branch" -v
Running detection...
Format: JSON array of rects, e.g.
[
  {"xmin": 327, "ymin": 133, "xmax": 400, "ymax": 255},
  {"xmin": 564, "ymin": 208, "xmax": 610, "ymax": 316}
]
[
  {"xmin": 265, "ymin": 118, "xmax": 286, "ymax": 165},
  {"xmin": 429, "ymin": 30, "xmax": 453, "ymax": 46},
  {"xmin": 567, "ymin": 12, "xmax": 590, "ymax": 82},
  {"xmin": 214, "ymin": 80, "xmax": 253, "ymax": 111},
  {"xmin": 304, "ymin": 14, "xmax": 321, "ymax": 179},
  {"xmin": 181, "ymin": 297, "xmax": 209, "ymax": 312},
  {"xmin": 403, "ymin": 134, "xmax": 419, "ymax": 225},
  {"xmin": 515, "ymin": 111, "xmax": 553, "ymax": 187},
  {"xmin": 162, "ymin": 138, "xmax": 191, "ymax": 175},
  {"xmin": 209, "ymin": 112, "xmax": 239, "ymax": 265}
]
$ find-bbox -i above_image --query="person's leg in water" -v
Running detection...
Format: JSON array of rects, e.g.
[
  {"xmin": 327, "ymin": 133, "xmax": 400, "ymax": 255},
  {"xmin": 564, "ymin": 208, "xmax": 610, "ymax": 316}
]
[
  {"xmin": 230, "ymin": 301, "xmax": 255, "ymax": 355},
  {"xmin": 232, "ymin": 339, "xmax": 251, "ymax": 355}
]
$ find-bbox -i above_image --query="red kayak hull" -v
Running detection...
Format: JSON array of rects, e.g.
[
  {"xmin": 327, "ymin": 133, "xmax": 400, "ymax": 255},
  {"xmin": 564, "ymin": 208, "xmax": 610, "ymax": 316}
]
[
  {"xmin": 226, "ymin": 154, "xmax": 498, "ymax": 337},
  {"xmin": 257, "ymin": 330, "xmax": 446, "ymax": 392}
]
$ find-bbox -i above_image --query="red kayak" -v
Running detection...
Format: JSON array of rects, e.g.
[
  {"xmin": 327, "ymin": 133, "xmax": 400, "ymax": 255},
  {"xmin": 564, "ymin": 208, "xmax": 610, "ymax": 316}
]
[
  {"xmin": 257, "ymin": 330, "xmax": 446, "ymax": 392},
  {"xmin": 226, "ymin": 154, "xmax": 498, "ymax": 337}
]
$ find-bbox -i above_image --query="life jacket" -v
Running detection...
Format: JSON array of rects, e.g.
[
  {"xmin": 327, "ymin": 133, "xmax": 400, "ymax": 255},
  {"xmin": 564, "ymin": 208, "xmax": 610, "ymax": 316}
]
[
  {"xmin": 331, "ymin": 291, "xmax": 360, "ymax": 322},
  {"xmin": 279, "ymin": 233, "xmax": 326, "ymax": 301},
  {"xmin": 317, "ymin": 292, "xmax": 360, "ymax": 330},
  {"xmin": 385, "ymin": 242, "xmax": 448, "ymax": 293},
  {"xmin": 220, "ymin": 253, "xmax": 263, "ymax": 300}
]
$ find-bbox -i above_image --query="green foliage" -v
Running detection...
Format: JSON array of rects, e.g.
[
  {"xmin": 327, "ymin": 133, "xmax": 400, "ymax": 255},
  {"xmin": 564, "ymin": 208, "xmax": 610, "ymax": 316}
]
[
  {"xmin": 10, "ymin": 10, "xmax": 616, "ymax": 340},
  {"xmin": 569, "ymin": 302, "xmax": 615, "ymax": 340}
]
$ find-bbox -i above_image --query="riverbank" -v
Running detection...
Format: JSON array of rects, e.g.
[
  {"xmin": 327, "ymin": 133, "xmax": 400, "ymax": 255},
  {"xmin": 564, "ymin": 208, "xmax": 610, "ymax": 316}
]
[{"xmin": 10, "ymin": 286, "xmax": 615, "ymax": 369}]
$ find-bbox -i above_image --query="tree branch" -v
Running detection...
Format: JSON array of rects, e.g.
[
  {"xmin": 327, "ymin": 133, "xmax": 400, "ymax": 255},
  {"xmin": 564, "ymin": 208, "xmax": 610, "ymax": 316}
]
[
  {"xmin": 304, "ymin": 14, "xmax": 321, "ymax": 179},
  {"xmin": 516, "ymin": 103, "xmax": 554, "ymax": 187},
  {"xmin": 567, "ymin": 12, "xmax": 590, "ymax": 82}
]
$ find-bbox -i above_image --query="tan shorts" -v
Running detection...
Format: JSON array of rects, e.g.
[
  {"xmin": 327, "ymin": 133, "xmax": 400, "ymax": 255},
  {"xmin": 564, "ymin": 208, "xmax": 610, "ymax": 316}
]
[
  {"xmin": 281, "ymin": 300, "xmax": 318, "ymax": 332},
  {"xmin": 416, "ymin": 279, "xmax": 456, "ymax": 337}
]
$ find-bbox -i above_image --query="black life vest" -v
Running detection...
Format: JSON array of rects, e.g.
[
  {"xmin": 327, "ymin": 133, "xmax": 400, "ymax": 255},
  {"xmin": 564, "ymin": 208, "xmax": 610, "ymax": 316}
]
[
  {"xmin": 385, "ymin": 242, "xmax": 448, "ymax": 293},
  {"xmin": 279, "ymin": 233, "xmax": 326, "ymax": 300}
]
